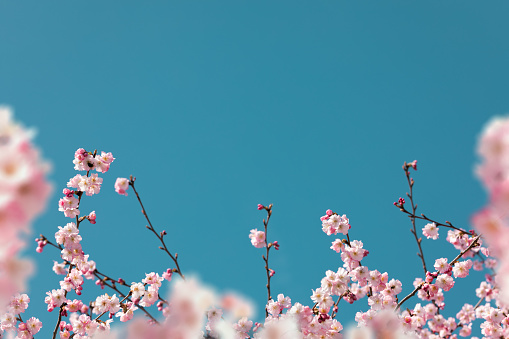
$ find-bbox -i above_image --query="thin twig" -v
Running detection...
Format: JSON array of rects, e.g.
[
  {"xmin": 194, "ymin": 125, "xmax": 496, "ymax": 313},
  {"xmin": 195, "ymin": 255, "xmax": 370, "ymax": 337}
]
[
  {"xmin": 449, "ymin": 235, "xmax": 482, "ymax": 266},
  {"xmin": 261, "ymin": 204, "xmax": 274, "ymax": 317},
  {"xmin": 396, "ymin": 234, "xmax": 482, "ymax": 311},
  {"xmin": 403, "ymin": 164, "xmax": 428, "ymax": 276},
  {"xmin": 395, "ymin": 283, "xmax": 423, "ymax": 311},
  {"xmin": 129, "ymin": 177, "xmax": 185, "ymax": 280},
  {"xmin": 93, "ymin": 272, "xmax": 159, "ymax": 324}
]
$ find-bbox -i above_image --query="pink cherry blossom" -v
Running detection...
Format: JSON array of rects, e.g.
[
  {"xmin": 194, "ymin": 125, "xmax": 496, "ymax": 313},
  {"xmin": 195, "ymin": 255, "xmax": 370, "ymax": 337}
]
[
  {"xmin": 114, "ymin": 177, "xmax": 129, "ymax": 196},
  {"xmin": 422, "ymin": 222, "xmax": 439, "ymax": 240},
  {"xmin": 435, "ymin": 274, "xmax": 455, "ymax": 292},
  {"xmin": 249, "ymin": 229, "xmax": 266, "ymax": 248}
]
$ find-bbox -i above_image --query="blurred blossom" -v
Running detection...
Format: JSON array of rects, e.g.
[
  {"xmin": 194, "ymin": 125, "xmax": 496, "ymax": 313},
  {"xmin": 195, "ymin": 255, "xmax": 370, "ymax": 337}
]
[
  {"xmin": 0, "ymin": 106, "xmax": 52, "ymax": 310},
  {"xmin": 474, "ymin": 115, "xmax": 509, "ymax": 305}
]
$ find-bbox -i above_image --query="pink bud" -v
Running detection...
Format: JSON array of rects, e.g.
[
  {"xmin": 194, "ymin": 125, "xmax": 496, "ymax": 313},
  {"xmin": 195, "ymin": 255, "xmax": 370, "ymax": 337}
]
[
  {"xmin": 326, "ymin": 209, "xmax": 333, "ymax": 216},
  {"xmin": 163, "ymin": 269, "xmax": 173, "ymax": 281},
  {"xmin": 411, "ymin": 160, "xmax": 417, "ymax": 170},
  {"xmin": 88, "ymin": 211, "xmax": 97, "ymax": 224},
  {"xmin": 36, "ymin": 246, "xmax": 43, "ymax": 253},
  {"xmin": 257, "ymin": 204, "xmax": 264, "ymax": 210}
]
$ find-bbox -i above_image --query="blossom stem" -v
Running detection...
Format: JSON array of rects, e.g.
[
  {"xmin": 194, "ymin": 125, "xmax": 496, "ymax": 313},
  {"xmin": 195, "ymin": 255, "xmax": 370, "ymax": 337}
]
[
  {"xmin": 262, "ymin": 204, "xmax": 273, "ymax": 317},
  {"xmin": 396, "ymin": 234, "xmax": 482, "ymax": 311},
  {"xmin": 400, "ymin": 209, "xmax": 466, "ymax": 234},
  {"xmin": 129, "ymin": 178, "xmax": 185, "ymax": 280},
  {"xmin": 403, "ymin": 165, "xmax": 428, "ymax": 276},
  {"xmin": 93, "ymin": 292, "xmax": 132, "ymax": 322},
  {"xmin": 92, "ymin": 271, "xmax": 159, "ymax": 324},
  {"xmin": 395, "ymin": 283, "xmax": 423, "ymax": 311},
  {"xmin": 449, "ymin": 234, "xmax": 481, "ymax": 266},
  {"xmin": 52, "ymin": 166, "xmax": 91, "ymax": 339}
]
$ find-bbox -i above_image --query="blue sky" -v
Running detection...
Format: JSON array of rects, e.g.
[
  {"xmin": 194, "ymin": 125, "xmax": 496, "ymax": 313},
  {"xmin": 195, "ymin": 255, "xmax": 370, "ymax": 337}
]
[{"xmin": 1, "ymin": 1, "xmax": 508, "ymax": 337}]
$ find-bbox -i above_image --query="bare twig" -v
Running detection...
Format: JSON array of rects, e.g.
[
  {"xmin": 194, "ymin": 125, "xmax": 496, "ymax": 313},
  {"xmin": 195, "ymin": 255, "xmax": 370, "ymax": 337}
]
[
  {"xmin": 129, "ymin": 177, "xmax": 185, "ymax": 280},
  {"xmin": 403, "ymin": 162, "xmax": 428, "ymax": 276},
  {"xmin": 259, "ymin": 204, "xmax": 274, "ymax": 317}
]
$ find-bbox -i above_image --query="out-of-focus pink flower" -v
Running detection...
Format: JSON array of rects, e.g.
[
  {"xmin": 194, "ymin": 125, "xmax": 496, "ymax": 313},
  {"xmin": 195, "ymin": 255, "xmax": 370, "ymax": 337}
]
[{"xmin": 0, "ymin": 106, "xmax": 51, "ymax": 310}]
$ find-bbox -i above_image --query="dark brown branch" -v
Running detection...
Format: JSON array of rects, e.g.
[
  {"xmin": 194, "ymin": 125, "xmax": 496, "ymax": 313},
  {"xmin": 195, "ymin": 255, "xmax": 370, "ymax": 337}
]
[
  {"xmin": 395, "ymin": 234, "xmax": 482, "ymax": 311},
  {"xmin": 92, "ymin": 272, "xmax": 159, "ymax": 324},
  {"xmin": 260, "ymin": 204, "xmax": 274, "ymax": 317},
  {"xmin": 449, "ymin": 234, "xmax": 482, "ymax": 266},
  {"xmin": 395, "ymin": 283, "xmax": 423, "ymax": 311},
  {"xmin": 403, "ymin": 163, "xmax": 428, "ymax": 276},
  {"xmin": 129, "ymin": 177, "xmax": 185, "ymax": 280}
]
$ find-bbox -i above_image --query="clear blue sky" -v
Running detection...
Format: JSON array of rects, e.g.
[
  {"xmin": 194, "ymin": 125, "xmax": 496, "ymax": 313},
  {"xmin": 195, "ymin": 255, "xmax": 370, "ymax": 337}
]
[{"xmin": 1, "ymin": 1, "xmax": 508, "ymax": 337}]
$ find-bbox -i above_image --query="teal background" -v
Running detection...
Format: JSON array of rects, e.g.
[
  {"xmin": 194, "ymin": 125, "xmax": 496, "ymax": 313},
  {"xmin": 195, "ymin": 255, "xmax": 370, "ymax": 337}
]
[{"xmin": 1, "ymin": 1, "xmax": 508, "ymax": 337}]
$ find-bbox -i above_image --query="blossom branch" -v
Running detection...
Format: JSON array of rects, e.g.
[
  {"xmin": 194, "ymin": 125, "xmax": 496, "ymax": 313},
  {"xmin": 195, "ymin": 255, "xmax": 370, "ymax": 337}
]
[
  {"xmin": 128, "ymin": 176, "xmax": 185, "ymax": 280},
  {"xmin": 92, "ymin": 271, "xmax": 159, "ymax": 324},
  {"xmin": 396, "ymin": 234, "xmax": 482, "ymax": 312},
  {"xmin": 403, "ymin": 161, "xmax": 428, "ymax": 276},
  {"xmin": 401, "ymin": 210, "xmax": 467, "ymax": 234},
  {"xmin": 449, "ymin": 234, "xmax": 482, "ymax": 266},
  {"xmin": 260, "ymin": 204, "xmax": 274, "ymax": 316},
  {"xmin": 93, "ymin": 292, "xmax": 132, "ymax": 323},
  {"xmin": 395, "ymin": 283, "xmax": 423, "ymax": 311},
  {"xmin": 52, "ymin": 166, "xmax": 92, "ymax": 339}
]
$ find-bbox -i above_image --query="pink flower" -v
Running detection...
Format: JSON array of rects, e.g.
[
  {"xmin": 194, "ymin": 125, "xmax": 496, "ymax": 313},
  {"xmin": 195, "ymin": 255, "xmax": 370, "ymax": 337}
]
[
  {"xmin": 411, "ymin": 160, "xmax": 418, "ymax": 170},
  {"xmin": 435, "ymin": 274, "xmax": 455, "ymax": 292},
  {"xmin": 95, "ymin": 152, "xmax": 115, "ymax": 173},
  {"xmin": 116, "ymin": 302, "xmax": 137, "ymax": 322},
  {"xmin": 248, "ymin": 229, "xmax": 266, "ymax": 248},
  {"xmin": 162, "ymin": 268, "xmax": 173, "ymax": 281},
  {"xmin": 453, "ymin": 260, "xmax": 473, "ymax": 278},
  {"xmin": 142, "ymin": 272, "xmax": 164, "ymax": 289},
  {"xmin": 423, "ymin": 222, "xmax": 439, "ymax": 240},
  {"xmin": 115, "ymin": 178, "xmax": 129, "ymax": 196},
  {"xmin": 139, "ymin": 286, "xmax": 159, "ymax": 307},
  {"xmin": 88, "ymin": 211, "xmax": 96, "ymax": 224},
  {"xmin": 26, "ymin": 317, "xmax": 42, "ymax": 335},
  {"xmin": 472, "ymin": 208, "xmax": 509, "ymax": 257},
  {"xmin": 67, "ymin": 174, "xmax": 82, "ymax": 188},
  {"xmin": 330, "ymin": 239, "xmax": 344, "ymax": 253},
  {"xmin": 434, "ymin": 258, "xmax": 451, "ymax": 274}
]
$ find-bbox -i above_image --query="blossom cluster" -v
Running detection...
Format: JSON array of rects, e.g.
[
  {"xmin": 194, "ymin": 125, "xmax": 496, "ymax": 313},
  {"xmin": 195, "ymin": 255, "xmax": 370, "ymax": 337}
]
[
  {"xmin": 58, "ymin": 149, "xmax": 114, "ymax": 219},
  {"xmin": 2, "ymin": 111, "xmax": 509, "ymax": 338},
  {"xmin": 0, "ymin": 294, "xmax": 42, "ymax": 338}
]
